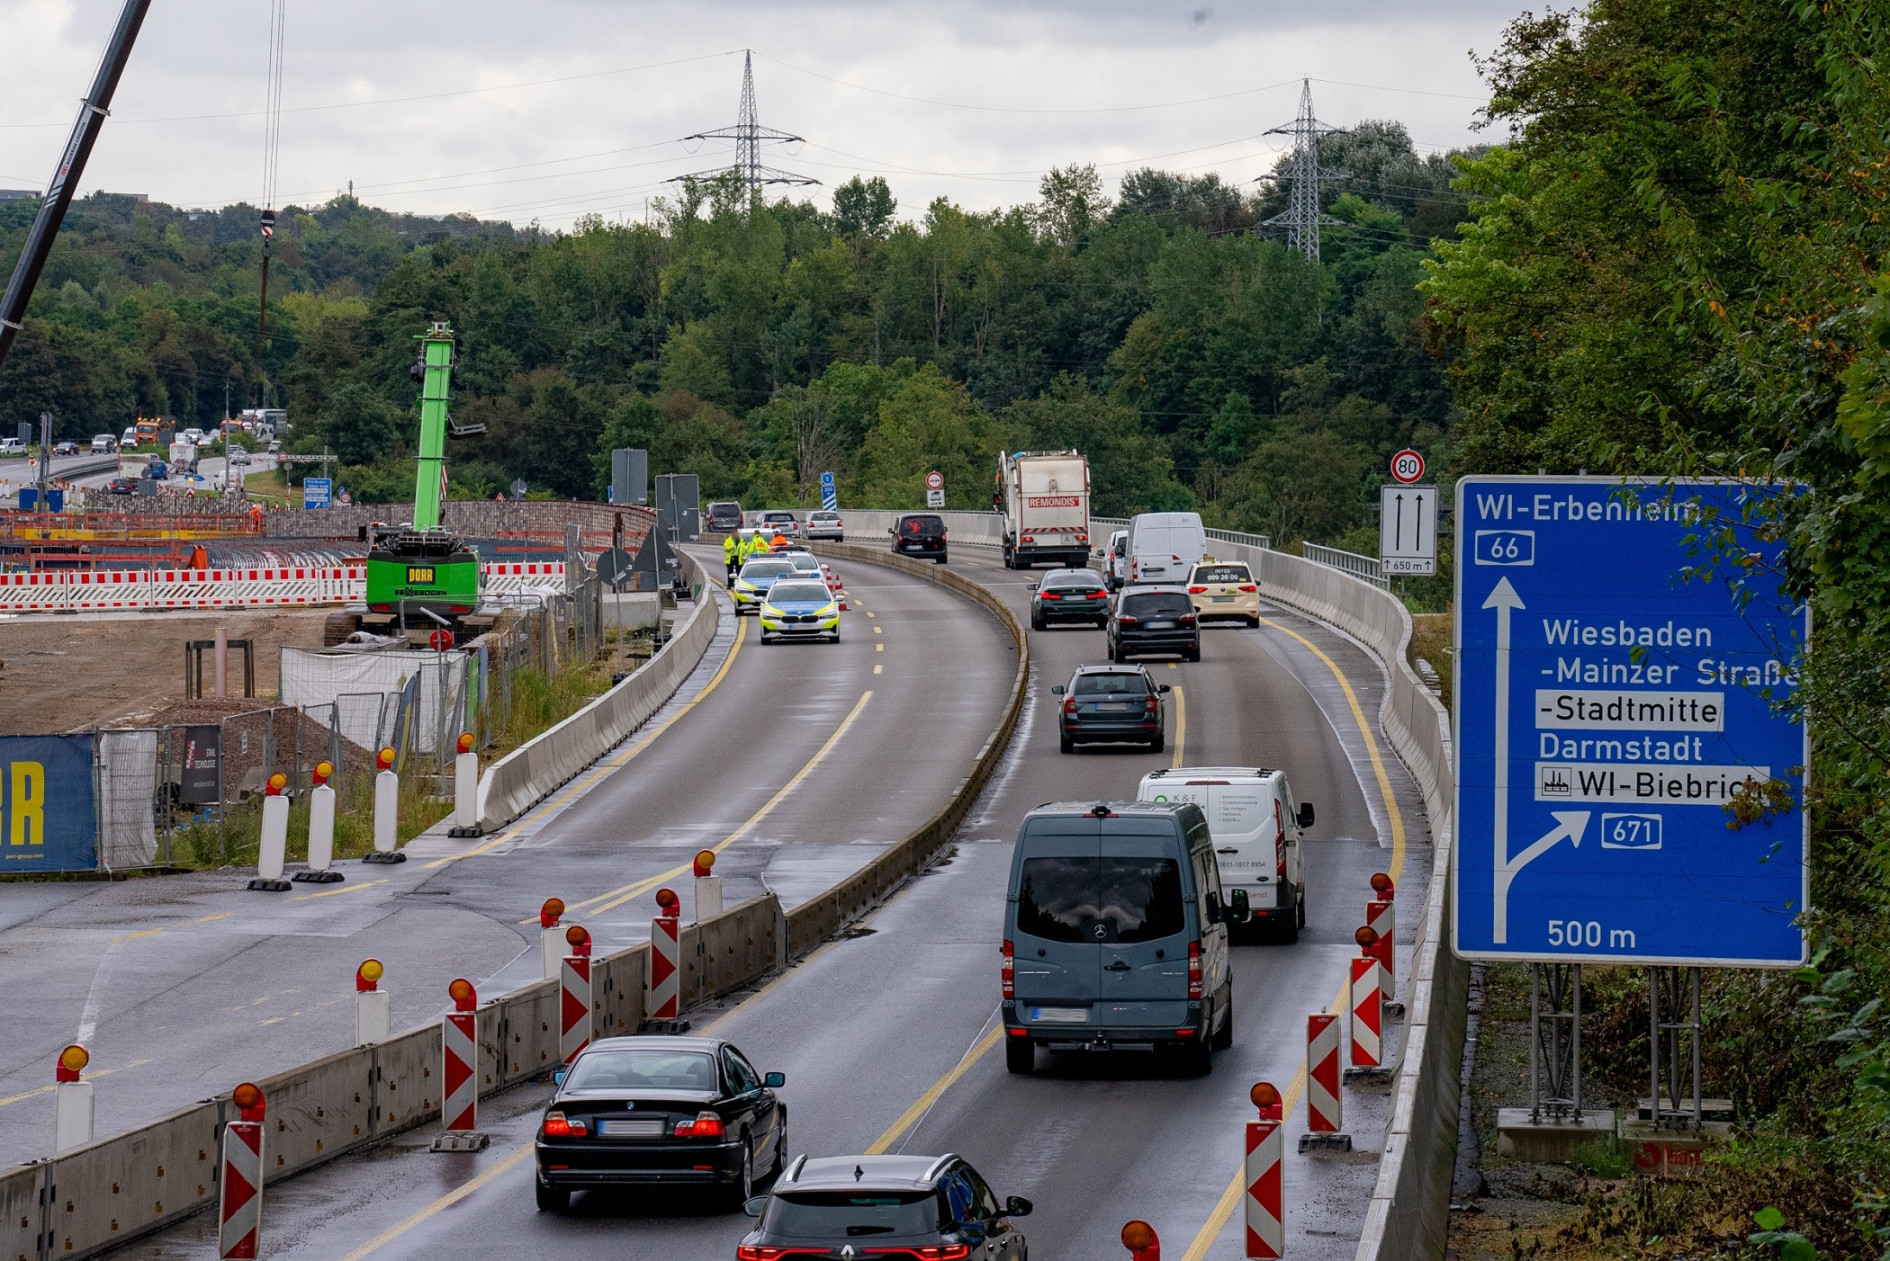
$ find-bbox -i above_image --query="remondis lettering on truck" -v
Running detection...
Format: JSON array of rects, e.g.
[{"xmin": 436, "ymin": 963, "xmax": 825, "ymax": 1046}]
[{"xmin": 1452, "ymin": 476, "xmax": 1809, "ymax": 969}]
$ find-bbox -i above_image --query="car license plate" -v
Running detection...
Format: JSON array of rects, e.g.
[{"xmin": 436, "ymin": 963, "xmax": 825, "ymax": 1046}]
[
  {"xmin": 1029, "ymin": 1007, "xmax": 1088, "ymax": 1023},
  {"xmin": 1146, "ymin": 620, "xmax": 1174, "ymax": 630},
  {"xmin": 1212, "ymin": 595, "xmax": 1233, "ymax": 602},
  {"xmin": 597, "ymin": 1118, "xmax": 666, "ymax": 1138},
  {"xmin": 1099, "ymin": 702, "xmax": 1132, "ymax": 711}
]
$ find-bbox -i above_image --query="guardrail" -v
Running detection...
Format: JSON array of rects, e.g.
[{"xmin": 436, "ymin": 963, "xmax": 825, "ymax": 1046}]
[
  {"xmin": 0, "ymin": 539, "xmax": 1029, "ymax": 1261},
  {"xmin": 1302, "ymin": 541, "xmax": 1390, "ymax": 590}
]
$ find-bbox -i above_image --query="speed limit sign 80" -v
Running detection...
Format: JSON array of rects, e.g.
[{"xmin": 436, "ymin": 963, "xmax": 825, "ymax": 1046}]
[{"xmin": 1391, "ymin": 449, "xmax": 1425, "ymax": 484}]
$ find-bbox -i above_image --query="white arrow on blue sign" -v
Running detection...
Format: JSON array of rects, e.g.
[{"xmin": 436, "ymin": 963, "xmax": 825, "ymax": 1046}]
[{"xmin": 1452, "ymin": 476, "xmax": 1809, "ymax": 967}]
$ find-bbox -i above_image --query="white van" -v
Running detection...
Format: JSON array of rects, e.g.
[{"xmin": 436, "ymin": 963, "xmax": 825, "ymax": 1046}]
[
  {"xmin": 1125, "ymin": 512, "xmax": 1207, "ymax": 585},
  {"xmin": 1137, "ymin": 766, "xmax": 1313, "ymax": 942},
  {"xmin": 1104, "ymin": 529, "xmax": 1129, "ymax": 590}
]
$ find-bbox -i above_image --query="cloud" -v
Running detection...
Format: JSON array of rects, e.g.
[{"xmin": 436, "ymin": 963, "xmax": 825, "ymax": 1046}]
[{"xmin": 0, "ymin": 0, "xmax": 1508, "ymax": 229}]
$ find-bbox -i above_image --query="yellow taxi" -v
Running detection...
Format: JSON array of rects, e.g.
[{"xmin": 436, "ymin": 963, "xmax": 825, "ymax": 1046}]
[{"xmin": 1185, "ymin": 558, "xmax": 1260, "ymax": 627}]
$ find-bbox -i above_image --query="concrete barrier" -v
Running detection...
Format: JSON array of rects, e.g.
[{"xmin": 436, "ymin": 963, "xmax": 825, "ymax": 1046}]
[{"xmin": 475, "ymin": 550, "xmax": 719, "ymax": 830}]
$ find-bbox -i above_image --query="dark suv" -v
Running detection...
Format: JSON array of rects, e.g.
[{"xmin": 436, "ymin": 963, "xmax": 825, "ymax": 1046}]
[
  {"xmin": 891, "ymin": 513, "xmax": 948, "ymax": 563},
  {"xmin": 741, "ymin": 1153, "xmax": 1031, "ymax": 1260},
  {"xmin": 1052, "ymin": 664, "xmax": 1170, "ymax": 753},
  {"xmin": 1107, "ymin": 586, "xmax": 1200, "ymax": 662},
  {"xmin": 707, "ymin": 501, "xmax": 745, "ymax": 531}
]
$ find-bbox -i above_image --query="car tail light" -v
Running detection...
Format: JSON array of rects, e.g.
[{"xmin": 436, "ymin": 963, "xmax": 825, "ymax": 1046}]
[
  {"xmin": 1188, "ymin": 941, "xmax": 1203, "ymax": 999},
  {"xmin": 1089, "ymin": 590, "xmax": 1107, "ymax": 600},
  {"xmin": 674, "ymin": 1111, "xmax": 725, "ymax": 1139},
  {"xmin": 542, "ymin": 1111, "xmax": 587, "ymax": 1137},
  {"xmin": 1179, "ymin": 615, "xmax": 1197, "ymax": 626},
  {"xmin": 1062, "ymin": 697, "xmax": 1077, "ymax": 715},
  {"xmin": 1022, "ymin": 535, "xmax": 1035, "ymax": 544},
  {"xmin": 1145, "ymin": 695, "xmax": 1160, "ymax": 713},
  {"xmin": 1001, "ymin": 940, "xmax": 1015, "ymax": 998},
  {"xmin": 1040, "ymin": 591, "xmax": 1061, "ymax": 600},
  {"xmin": 1240, "ymin": 584, "xmax": 1257, "ymax": 593},
  {"xmin": 863, "ymin": 1249, "xmax": 972, "ymax": 1260},
  {"xmin": 738, "ymin": 1248, "xmax": 825, "ymax": 1260},
  {"xmin": 1187, "ymin": 586, "xmax": 1207, "ymax": 594},
  {"xmin": 1275, "ymin": 800, "xmax": 1288, "ymax": 882},
  {"xmin": 1117, "ymin": 615, "xmax": 1139, "ymax": 625}
]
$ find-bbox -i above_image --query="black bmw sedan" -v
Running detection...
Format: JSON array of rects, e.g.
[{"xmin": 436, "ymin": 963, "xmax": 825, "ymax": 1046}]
[{"xmin": 534, "ymin": 1035, "xmax": 787, "ymax": 1212}]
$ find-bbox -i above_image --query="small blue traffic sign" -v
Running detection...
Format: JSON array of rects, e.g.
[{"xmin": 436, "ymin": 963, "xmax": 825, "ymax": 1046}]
[
  {"xmin": 303, "ymin": 477, "xmax": 332, "ymax": 509},
  {"xmin": 820, "ymin": 470, "xmax": 837, "ymax": 512},
  {"xmin": 1452, "ymin": 477, "xmax": 1808, "ymax": 967}
]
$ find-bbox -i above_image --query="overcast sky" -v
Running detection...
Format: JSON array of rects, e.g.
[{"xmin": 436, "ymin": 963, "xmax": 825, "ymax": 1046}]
[{"xmin": 0, "ymin": 0, "xmax": 1516, "ymax": 230}]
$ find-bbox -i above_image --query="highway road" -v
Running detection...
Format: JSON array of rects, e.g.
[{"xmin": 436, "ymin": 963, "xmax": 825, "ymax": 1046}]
[
  {"xmin": 109, "ymin": 543, "xmax": 1431, "ymax": 1261},
  {"xmin": 0, "ymin": 549, "xmax": 1012, "ymax": 1166}
]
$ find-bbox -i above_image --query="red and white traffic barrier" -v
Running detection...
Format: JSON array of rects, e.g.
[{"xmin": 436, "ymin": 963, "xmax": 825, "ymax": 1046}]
[
  {"xmin": 1122, "ymin": 1220, "xmax": 1161, "ymax": 1260},
  {"xmin": 540, "ymin": 897, "xmax": 567, "ymax": 981},
  {"xmin": 447, "ymin": 733, "xmax": 480, "ymax": 838},
  {"xmin": 218, "ymin": 1082, "xmax": 266, "ymax": 1260},
  {"xmin": 1368, "ymin": 872, "xmax": 1396, "ymax": 989},
  {"xmin": 248, "ymin": 773, "xmax": 291, "ymax": 891},
  {"xmin": 1244, "ymin": 1082, "xmax": 1284, "ymax": 1259},
  {"xmin": 1301, "ymin": 1013, "xmax": 1348, "ymax": 1151},
  {"xmin": 53, "ymin": 1044, "xmax": 93, "ymax": 1155},
  {"xmin": 362, "ymin": 746, "xmax": 405, "ymax": 864},
  {"xmin": 0, "ymin": 561, "xmax": 565, "ymax": 615},
  {"xmin": 693, "ymin": 849, "xmax": 722, "ymax": 922},
  {"xmin": 561, "ymin": 926, "xmax": 593, "ymax": 1065},
  {"xmin": 294, "ymin": 761, "xmax": 343, "ymax": 884},
  {"xmin": 645, "ymin": 888, "xmax": 683, "ymax": 1030},
  {"xmin": 433, "ymin": 979, "xmax": 489, "ymax": 1152},
  {"xmin": 1349, "ymin": 939, "xmax": 1384, "ymax": 1072},
  {"xmin": 355, "ymin": 959, "xmax": 390, "ymax": 1045}
]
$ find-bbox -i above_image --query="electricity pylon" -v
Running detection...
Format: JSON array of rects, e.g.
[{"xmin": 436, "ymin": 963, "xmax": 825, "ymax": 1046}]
[
  {"xmin": 1262, "ymin": 78, "xmax": 1346, "ymax": 261},
  {"xmin": 674, "ymin": 50, "xmax": 818, "ymax": 189}
]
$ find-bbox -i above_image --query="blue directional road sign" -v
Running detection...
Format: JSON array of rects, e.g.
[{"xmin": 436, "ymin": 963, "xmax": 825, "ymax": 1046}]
[
  {"xmin": 302, "ymin": 477, "xmax": 332, "ymax": 509},
  {"xmin": 820, "ymin": 470, "xmax": 837, "ymax": 512},
  {"xmin": 1452, "ymin": 477, "xmax": 1809, "ymax": 966}
]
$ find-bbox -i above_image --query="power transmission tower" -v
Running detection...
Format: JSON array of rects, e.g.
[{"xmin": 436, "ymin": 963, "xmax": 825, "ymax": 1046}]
[
  {"xmin": 1262, "ymin": 78, "xmax": 1346, "ymax": 261},
  {"xmin": 673, "ymin": 50, "xmax": 818, "ymax": 189}
]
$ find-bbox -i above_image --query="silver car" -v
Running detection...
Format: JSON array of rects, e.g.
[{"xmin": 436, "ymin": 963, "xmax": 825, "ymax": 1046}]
[
  {"xmin": 755, "ymin": 510, "xmax": 800, "ymax": 540},
  {"xmin": 803, "ymin": 510, "xmax": 845, "ymax": 541}
]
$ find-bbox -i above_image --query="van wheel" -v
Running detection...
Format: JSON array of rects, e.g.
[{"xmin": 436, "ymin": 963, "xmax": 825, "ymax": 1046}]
[
  {"xmin": 1274, "ymin": 910, "xmax": 1300, "ymax": 945},
  {"xmin": 1005, "ymin": 1038, "xmax": 1035, "ymax": 1074},
  {"xmin": 1213, "ymin": 992, "xmax": 1234, "ymax": 1049},
  {"xmin": 1297, "ymin": 890, "xmax": 1307, "ymax": 930},
  {"xmin": 1182, "ymin": 1038, "xmax": 1213, "ymax": 1076}
]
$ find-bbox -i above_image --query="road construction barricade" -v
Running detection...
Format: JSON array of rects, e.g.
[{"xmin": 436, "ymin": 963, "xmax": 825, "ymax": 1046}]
[{"xmin": 0, "ymin": 561, "xmax": 564, "ymax": 614}]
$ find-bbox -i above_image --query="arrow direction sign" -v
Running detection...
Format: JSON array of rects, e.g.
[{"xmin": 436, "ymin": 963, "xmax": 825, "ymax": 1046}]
[
  {"xmin": 1380, "ymin": 484, "xmax": 1437, "ymax": 576},
  {"xmin": 1452, "ymin": 477, "xmax": 1809, "ymax": 967}
]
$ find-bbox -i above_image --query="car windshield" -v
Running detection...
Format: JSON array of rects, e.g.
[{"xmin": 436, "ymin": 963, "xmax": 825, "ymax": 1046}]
[
  {"xmin": 762, "ymin": 1191, "xmax": 941, "ymax": 1239},
  {"xmin": 769, "ymin": 582, "xmax": 830, "ymax": 603},
  {"xmin": 811, "ymin": 512, "xmax": 838, "ymax": 521},
  {"xmin": 563, "ymin": 1049, "xmax": 716, "ymax": 1092},
  {"xmin": 1195, "ymin": 566, "xmax": 1251, "ymax": 584},
  {"xmin": 742, "ymin": 560, "xmax": 794, "ymax": 580},
  {"xmin": 1016, "ymin": 856, "xmax": 1185, "ymax": 943},
  {"xmin": 1046, "ymin": 570, "xmax": 1104, "ymax": 591},
  {"xmin": 1072, "ymin": 672, "xmax": 1146, "ymax": 696},
  {"xmin": 1121, "ymin": 592, "xmax": 1193, "ymax": 619}
]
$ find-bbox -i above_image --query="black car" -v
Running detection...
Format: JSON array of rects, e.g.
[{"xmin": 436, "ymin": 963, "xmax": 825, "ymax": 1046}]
[
  {"xmin": 534, "ymin": 1035, "xmax": 787, "ymax": 1212},
  {"xmin": 707, "ymin": 501, "xmax": 745, "ymax": 532},
  {"xmin": 106, "ymin": 477, "xmax": 139, "ymax": 495},
  {"xmin": 741, "ymin": 1153, "xmax": 1031, "ymax": 1260},
  {"xmin": 1052, "ymin": 663, "xmax": 1170, "ymax": 753},
  {"xmin": 1107, "ymin": 585, "xmax": 1200, "ymax": 663},
  {"xmin": 891, "ymin": 513, "xmax": 948, "ymax": 563},
  {"xmin": 1028, "ymin": 568, "xmax": 1110, "ymax": 631},
  {"xmin": 53, "ymin": 441, "xmax": 80, "ymax": 457}
]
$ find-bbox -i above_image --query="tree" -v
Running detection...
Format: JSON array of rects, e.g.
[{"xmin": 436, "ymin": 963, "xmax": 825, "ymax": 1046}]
[
  {"xmin": 317, "ymin": 380, "xmax": 404, "ymax": 466},
  {"xmin": 1036, "ymin": 164, "xmax": 1109, "ymax": 247},
  {"xmin": 832, "ymin": 176, "xmax": 896, "ymax": 239}
]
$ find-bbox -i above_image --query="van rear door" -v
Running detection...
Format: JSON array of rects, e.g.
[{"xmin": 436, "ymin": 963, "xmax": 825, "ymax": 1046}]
[
  {"xmin": 1095, "ymin": 822, "xmax": 1190, "ymax": 1025},
  {"xmin": 1011, "ymin": 818, "xmax": 1101, "ymax": 1013}
]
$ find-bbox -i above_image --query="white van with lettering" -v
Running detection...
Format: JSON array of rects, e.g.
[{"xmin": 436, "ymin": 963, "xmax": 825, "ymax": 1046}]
[{"xmin": 1137, "ymin": 767, "xmax": 1313, "ymax": 943}]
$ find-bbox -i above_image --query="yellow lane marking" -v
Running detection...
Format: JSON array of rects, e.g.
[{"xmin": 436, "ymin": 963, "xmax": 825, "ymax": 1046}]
[
  {"xmin": 333, "ymin": 1141, "xmax": 534, "ymax": 1261},
  {"xmin": 865, "ymin": 611, "xmax": 876, "ymax": 618},
  {"xmin": 1171, "ymin": 686, "xmax": 1186, "ymax": 768},
  {"xmin": 260, "ymin": 1016, "xmax": 285, "ymax": 1027},
  {"xmin": 295, "ymin": 878, "xmax": 387, "ymax": 901},
  {"xmin": 194, "ymin": 912, "xmax": 232, "ymax": 923},
  {"xmin": 866, "ymin": 1025, "xmax": 1003, "ymax": 1155},
  {"xmin": 568, "ymin": 688, "xmax": 876, "ymax": 921},
  {"xmin": 1169, "ymin": 661, "xmax": 1178, "ymax": 668},
  {"xmin": 443, "ymin": 602, "xmax": 747, "ymax": 871},
  {"xmin": 874, "ymin": 664, "xmax": 882, "ymax": 675},
  {"xmin": 1178, "ymin": 618, "xmax": 1412, "ymax": 1259},
  {"xmin": 875, "ymin": 643, "xmax": 883, "ymax": 652},
  {"xmin": 111, "ymin": 927, "xmax": 163, "ymax": 943},
  {"xmin": 873, "ymin": 625, "xmax": 881, "ymax": 634},
  {"xmin": 0, "ymin": 1059, "xmax": 152, "ymax": 1108}
]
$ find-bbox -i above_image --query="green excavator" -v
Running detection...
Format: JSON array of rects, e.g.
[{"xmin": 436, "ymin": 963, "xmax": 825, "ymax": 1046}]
[{"xmin": 356, "ymin": 321, "xmax": 487, "ymax": 639}]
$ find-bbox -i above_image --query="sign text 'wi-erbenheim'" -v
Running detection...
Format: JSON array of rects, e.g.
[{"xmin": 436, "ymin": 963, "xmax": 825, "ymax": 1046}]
[{"xmin": 1452, "ymin": 477, "xmax": 1809, "ymax": 967}]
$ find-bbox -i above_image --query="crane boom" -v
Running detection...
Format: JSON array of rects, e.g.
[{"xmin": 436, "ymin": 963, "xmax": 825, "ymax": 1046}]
[
  {"xmin": 413, "ymin": 322, "xmax": 455, "ymax": 531},
  {"xmin": 0, "ymin": 0, "xmax": 153, "ymax": 372}
]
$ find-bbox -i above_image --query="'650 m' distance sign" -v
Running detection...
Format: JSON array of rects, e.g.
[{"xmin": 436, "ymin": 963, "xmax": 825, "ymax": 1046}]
[{"xmin": 1451, "ymin": 476, "xmax": 1809, "ymax": 967}]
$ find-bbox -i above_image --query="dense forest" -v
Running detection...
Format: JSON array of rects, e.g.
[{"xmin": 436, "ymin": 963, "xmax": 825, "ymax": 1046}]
[{"xmin": 0, "ymin": 122, "xmax": 1468, "ymax": 550}]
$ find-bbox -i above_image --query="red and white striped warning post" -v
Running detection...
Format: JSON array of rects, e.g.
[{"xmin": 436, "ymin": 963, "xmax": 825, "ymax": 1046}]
[
  {"xmin": 644, "ymin": 888, "xmax": 684, "ymax": 1031},
  {"xmin": 218, "ymin": 1081, "xmax": 266, "ymax": 1260},
  {"xmin": 432, "ymin": 978, "xmax": 489, "ymax": 1152},
  {"xmin": 293, "ymin": 761, "xmax": 343, "ymax": 883},
  {"xmin": 53, "ymin": 1044, "xmax": 93, "ymax": 1155},
  {"xmin": 354, "ymin": 959, "xmax": 390, "ymax": 1045},
  {"xmin": 1348, "ymin": 928, "xmax": 1384, "ymax": 1075},
  {"xmin": 247, "ymin": 773, "xmax": 292, "ymax": 891},
  {"xmin": 447, "ymin": 733, "xmax": 481, "ymax": 838},
  {"xmin": 561, "ymin": 925, "xmax": 593, "ymax": 1065},
  {"xmin": 1367, "ymin": 872, "xmax": 1396, "ymax": 989},
  {"xmin": 1300, "ymin": 1012, "xmax": 1350, "ymax": 1152},
  {"xmin": 361, "ymin": 746, "xmax": 405, "ymax": 864},
  {"xmin": 1122, "ymin": 1219, "xmax": 1161, "ymax": 1260},
  {"xmin": 1244, "ymin": 1081, "xmax": 1284, "ymax": 1258},
  {"xmin": 540, "ymin": 897, "xmax": 567, "ymax": 981},
  {"xmin": 693, "ymin": 849, "xmax": 723, "ymax": 922}
]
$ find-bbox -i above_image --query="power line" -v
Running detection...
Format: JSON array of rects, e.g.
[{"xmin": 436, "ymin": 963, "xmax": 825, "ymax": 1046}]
[
  {"xmin": 1262, "ymin": 79, "xmax": 1347, "ymax": 261},
  {"xmin": 672, "ymin": 49, "xmax": 817, "ymax": 189}
]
